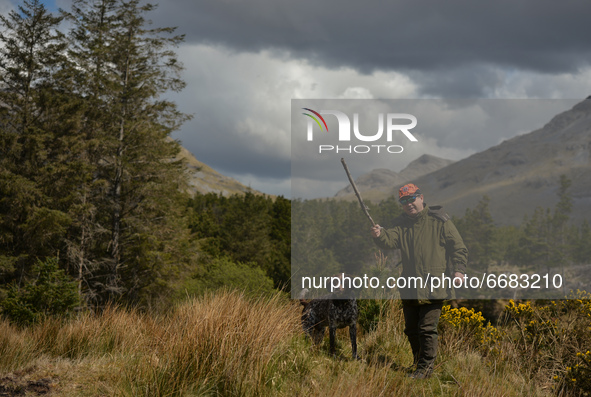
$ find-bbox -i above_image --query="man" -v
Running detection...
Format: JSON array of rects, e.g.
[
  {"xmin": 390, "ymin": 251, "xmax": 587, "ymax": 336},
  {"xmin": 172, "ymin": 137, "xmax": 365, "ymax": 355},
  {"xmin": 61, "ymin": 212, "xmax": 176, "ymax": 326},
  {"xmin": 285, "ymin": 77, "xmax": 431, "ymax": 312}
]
[{"xmin": 370, "ymin": 183, "xmax": 468, "ymax": 379}]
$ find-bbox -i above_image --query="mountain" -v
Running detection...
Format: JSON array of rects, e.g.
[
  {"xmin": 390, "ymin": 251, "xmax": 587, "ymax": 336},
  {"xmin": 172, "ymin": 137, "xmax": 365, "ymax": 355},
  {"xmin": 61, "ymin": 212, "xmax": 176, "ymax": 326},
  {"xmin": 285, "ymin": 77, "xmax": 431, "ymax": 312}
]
[
  {"xmin": 174, "ymin": 143, "xmax": 262, "ymax": 197},
  {"xmin": 412, "ymin": 97, "xmax": 591, "ymax": 224},
  {"xmin": 334, "ymin": 154, "xmax": 455, "ymax": 203},
  {"xmin": 343, "ymin": 97, "xmax": 591, "ymax": 225}
]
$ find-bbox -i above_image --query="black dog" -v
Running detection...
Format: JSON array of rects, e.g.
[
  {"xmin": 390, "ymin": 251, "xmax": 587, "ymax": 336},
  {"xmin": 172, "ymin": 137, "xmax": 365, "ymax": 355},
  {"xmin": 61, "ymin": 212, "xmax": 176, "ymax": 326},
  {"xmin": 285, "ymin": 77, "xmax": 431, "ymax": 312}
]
[{"xmin": 300, "ymin": 291, "xmax": 358, "ymax": 359}]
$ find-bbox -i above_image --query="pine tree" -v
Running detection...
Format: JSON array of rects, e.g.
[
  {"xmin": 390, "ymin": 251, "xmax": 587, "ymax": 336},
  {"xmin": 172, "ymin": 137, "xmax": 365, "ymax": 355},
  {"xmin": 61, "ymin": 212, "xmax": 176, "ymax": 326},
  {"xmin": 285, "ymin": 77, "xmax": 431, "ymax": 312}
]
[
  {"xmin": 0, "ymin": 0, "xmax": 193, "ymax": 308},
  {"xmin": 516, "ymin": 207, "xmax": 552, "ymax": 270},
  {"xmin": 455, "ymin": 196, "xmax": 499, "ymax": 272},
  {"xmin": 574, "ymin": 220, "xmax": 591, "ymax": 264},
  {"xmin": 63, "ymin": 0, "xmax": 192, "ymax": 305},
  {"xmin": 0, "ymin": 257, "xmax": 80, "ymax": 325},
  {"xmin": 0, "ymin": 0, "xmax": 70, "ymax": 280},
  {"xmin": 269, "ymin": 196, "xmax": 291, "ymax": 288},
  {"xmin": 549, "ymin": 175, "xmax": 574, "ymax": 266}
]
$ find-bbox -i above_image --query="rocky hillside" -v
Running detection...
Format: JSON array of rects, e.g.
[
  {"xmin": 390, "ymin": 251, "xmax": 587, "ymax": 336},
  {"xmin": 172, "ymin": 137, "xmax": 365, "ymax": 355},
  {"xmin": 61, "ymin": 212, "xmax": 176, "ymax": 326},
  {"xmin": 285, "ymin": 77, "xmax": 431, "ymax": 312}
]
[
  {"xmin": 374, "ymin": 97, "xmax": 591, "ymax": 225},
  {"xmin": 174, "ymin": 143, "xmax": 262, "ymax": 197},
  {"xmin": 334, "ymin": 154, "xmax": 455, "ymax": 203}
]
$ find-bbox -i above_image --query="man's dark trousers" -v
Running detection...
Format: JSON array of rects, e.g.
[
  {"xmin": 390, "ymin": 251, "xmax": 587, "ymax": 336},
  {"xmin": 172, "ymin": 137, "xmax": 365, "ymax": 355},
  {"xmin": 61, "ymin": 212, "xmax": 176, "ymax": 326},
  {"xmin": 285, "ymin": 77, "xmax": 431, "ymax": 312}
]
[{"xmin": 402, "ymin": 300, "xmax": 444, "ymax": 372}]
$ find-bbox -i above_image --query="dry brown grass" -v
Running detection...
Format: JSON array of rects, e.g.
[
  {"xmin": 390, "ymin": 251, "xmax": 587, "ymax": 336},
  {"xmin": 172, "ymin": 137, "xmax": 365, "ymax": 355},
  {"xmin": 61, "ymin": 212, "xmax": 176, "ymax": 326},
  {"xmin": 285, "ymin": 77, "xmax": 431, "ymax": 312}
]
[{"xmin": 0, "ymin": 290, "xmax": 562, "ymax": 396}]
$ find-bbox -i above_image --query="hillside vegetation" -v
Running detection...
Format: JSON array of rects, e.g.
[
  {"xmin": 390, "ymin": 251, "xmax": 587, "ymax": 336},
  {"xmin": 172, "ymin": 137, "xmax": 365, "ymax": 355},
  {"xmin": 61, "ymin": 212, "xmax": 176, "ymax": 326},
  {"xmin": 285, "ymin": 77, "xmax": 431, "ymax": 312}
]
[{"xmin": 1, "ymin": 289, "xmax": 590, "ymax": 396}]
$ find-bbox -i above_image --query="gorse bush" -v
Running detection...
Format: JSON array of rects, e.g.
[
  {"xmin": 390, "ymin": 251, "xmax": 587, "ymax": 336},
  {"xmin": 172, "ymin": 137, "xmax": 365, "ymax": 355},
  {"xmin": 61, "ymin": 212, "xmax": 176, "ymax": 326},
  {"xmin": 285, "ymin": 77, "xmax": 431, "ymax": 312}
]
[
  {"xmin": 436, "ymin": 294, "xmax": 591, "ymax": 396},
  {"xmin": 0, "ymin": 257, "xmax": 80, "ymax": 325},
  {"xmin": 502, "ymin": 292, "xmax": 591, "ymax": 396},
  {"xmin": 439, "ymin": 304, "xmax": 503, "ymax": 355},
  {"xmin": 564, "ymin": 350, "xmax": 591, "ymax": 396}
]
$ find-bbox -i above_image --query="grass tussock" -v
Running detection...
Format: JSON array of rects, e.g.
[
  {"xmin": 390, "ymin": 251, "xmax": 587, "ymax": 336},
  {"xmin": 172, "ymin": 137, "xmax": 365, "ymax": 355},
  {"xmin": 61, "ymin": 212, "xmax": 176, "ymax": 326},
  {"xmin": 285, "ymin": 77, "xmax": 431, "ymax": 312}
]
[{"xmin": 0, "ymin": 289, "xmax": 589, "ymax": 396}]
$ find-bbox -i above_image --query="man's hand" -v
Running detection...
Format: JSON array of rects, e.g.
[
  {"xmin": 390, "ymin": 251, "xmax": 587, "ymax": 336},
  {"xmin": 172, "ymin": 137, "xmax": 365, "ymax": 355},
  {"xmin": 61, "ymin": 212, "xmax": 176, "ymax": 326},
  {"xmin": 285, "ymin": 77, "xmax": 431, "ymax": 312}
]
[
  {"xmin": 371, "ymin": 225, "xmax": 382, "ymax": 238},
  {"xmin": 453, "ymin": 272, "xmax": 464, "ymax": 283}
]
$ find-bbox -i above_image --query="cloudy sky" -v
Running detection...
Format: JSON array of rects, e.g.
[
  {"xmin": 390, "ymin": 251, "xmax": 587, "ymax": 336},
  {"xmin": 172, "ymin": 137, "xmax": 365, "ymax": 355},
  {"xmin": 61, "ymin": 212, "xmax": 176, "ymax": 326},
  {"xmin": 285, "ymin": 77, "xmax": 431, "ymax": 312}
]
[{"xmin": 9, "ymin": 0, "xmax": 591, "ymax": 198}]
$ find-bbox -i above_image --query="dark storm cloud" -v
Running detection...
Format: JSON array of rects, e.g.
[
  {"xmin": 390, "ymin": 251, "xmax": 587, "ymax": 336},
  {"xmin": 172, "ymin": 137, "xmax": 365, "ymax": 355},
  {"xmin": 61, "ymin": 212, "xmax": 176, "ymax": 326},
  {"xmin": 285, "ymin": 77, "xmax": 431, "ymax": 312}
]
[
  {"xmin": 171, "ymin": 109, "xmax": 291, "ymax": 180},
  {"xmin": 180, "ymin": 130, "xmax": 291, "ymax": 180},
  {"xmin": 408, "ymin": 65, "xmax": 505, "ymax": 98},
  {"xmin": 149, "ymin": 0, "xmax": 591, "ymax": 198},
  {"xmin": 154, "ymin": 0, "xmax": 591, "ymax": 79}
]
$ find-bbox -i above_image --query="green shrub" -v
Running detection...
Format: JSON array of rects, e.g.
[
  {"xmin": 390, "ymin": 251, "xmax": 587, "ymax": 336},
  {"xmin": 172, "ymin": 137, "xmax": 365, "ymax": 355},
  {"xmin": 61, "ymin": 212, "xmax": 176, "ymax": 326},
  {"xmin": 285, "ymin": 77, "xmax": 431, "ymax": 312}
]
[
  {"xmin": 184, "ymin": 256, "xmax": 276, "ymax": 297},
  {"xmin": 0, "ymin": 257, "xmax": 80, "ymax": 325},
  {"xmin": 357, "ymin": 299, "xmax": 392, "ymax": 333}
]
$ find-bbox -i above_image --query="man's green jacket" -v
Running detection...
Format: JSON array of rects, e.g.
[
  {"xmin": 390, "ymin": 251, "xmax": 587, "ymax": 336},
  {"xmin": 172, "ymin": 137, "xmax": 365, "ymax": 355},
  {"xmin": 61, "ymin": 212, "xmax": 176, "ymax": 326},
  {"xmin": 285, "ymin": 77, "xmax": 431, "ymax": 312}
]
[{"xmin": 373, "ymin": 204, "xmax": 468, "ymax": 303}]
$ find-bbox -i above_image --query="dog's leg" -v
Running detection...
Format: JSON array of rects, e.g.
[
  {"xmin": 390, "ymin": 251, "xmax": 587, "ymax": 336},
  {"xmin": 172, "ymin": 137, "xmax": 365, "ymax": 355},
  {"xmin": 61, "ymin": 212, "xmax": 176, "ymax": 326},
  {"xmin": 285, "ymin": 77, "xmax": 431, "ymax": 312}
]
[
  {"xmin": 311, "ymin": 325, "xmax": 325, "ymax": 346},
  {"xmin": 349, "ymin": 325, "xmax": 358, "ymax": 360},
  {"xmin": 329, "ymin": 326, "xmax": 337, "ymax": 356}
]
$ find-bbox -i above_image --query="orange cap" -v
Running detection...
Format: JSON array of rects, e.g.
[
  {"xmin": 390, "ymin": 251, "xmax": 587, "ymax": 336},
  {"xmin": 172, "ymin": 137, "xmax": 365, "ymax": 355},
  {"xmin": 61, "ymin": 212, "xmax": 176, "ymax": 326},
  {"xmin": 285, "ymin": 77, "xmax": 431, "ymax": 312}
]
[{"xmin": 399, "ymin": 183, "xmax": 421, "ymax": 198}]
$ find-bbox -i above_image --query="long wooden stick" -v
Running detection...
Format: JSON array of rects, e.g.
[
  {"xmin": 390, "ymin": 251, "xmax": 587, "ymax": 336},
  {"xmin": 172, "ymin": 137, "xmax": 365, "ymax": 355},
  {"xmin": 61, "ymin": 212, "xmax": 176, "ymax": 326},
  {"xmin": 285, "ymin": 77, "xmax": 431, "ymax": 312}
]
[{"xmin": 340, "ymin": 158, "xmax": 375, "ymax": 226}]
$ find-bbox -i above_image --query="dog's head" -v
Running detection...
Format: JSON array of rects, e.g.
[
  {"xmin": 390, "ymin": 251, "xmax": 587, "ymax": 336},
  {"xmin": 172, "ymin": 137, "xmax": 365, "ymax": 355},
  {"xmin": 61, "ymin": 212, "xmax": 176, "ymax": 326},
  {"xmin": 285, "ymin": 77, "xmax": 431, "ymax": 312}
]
[
  {"xmin": 307, "ymin": 323, "xmax": 325, "ymax": 345},
  {"xmin": 329, "ymin": 273, "xmax": 359, "ymax": 299},
  {"xmin": 300, "ymin": 300, "xmax": 327, "ymax": 345},
  {"xmin": 298, "ymin": 288, "xmax": 312, "ymax": 309}
]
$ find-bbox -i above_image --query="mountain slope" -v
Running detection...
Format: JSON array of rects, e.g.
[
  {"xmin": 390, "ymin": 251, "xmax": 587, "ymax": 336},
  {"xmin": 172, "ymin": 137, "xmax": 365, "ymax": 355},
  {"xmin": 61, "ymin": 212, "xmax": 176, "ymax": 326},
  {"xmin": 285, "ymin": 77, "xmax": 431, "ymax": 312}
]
[
  {"xmin": 334, "ymin": 154, "xmax": 455, "ymax": 202},
  {"xmin": 331, "ymin": 97, "xmax": 591, "ymax": 225},
  {"xmin": 408, "ymin": 98, "xmax": 591, "ymax": 224},
  {"xmin": 174, "ymin": 143, "xmax": 262, "ymax": 197}
]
